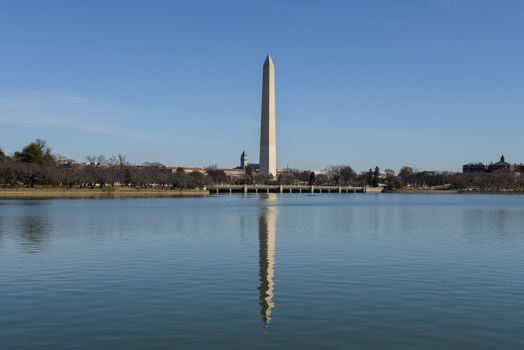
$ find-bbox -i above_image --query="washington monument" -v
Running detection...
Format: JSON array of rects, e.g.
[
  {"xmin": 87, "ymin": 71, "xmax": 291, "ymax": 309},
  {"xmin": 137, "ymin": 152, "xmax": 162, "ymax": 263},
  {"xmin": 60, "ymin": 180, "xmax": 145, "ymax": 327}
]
[{"xmin": 259, "ymin": 54, "xmax": 277, "ymax": 178}]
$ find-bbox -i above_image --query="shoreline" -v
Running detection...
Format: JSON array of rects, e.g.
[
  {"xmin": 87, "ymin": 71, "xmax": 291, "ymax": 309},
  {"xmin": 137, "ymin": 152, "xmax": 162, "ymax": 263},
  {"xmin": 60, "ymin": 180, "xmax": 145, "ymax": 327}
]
[
  {"xmin": 0, "ymin": 187, "xmax": 209, "ymax": 199},
  {"xmin": 386, "ymin": 189, "xmax": 524, "ymax": 195},
  {"xmin": 385, "ymin": 189, "xmax": 459, "ymax": 194},
  {"xmin": 1, "ymin": 187, "xmax": 523, "ymax": 199}
]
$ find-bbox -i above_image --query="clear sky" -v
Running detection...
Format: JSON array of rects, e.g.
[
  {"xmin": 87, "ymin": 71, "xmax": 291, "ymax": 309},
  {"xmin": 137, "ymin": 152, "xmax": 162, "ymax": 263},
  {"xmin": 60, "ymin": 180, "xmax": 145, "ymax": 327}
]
[{"xmin": 1, "ymin": 0, "xmax": 523, "ymax": 172}]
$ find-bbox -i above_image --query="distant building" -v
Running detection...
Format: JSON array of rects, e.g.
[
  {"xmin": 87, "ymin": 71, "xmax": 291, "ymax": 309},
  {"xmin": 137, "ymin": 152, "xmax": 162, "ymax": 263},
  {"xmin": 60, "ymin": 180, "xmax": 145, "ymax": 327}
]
[
  {"xmin": 487, "ymin": 155, "xmax": 513, "ymax": 173},
  {"xmin": 222, "ymin": 168, "xmax": 246, "ymax": 178},
  {"xmin": 240, "ymin": 151, "xmax": 248, "ymax": 169},
  {"xmin": 167, "ymin": 166, "xmax": 247, "ymax": 178},
  {"xmin": 463, "ymin": 163, "xmax": 488, "ymax": 174},
  {"xmin": 246, "ymin": 163, "xmax": 259, "ymax": 172},
  {"xmin": 56, "ymin": 158, "xmax": 77, "ymax": 166},
  {"xmin": 463, "ymin": 155, "xmax": 524, "ymax": 174},
  {"xmin": 167, "ymin": 167, "xmax": 207, "ymax": 174},
  {"xmin": 312, "ymin": 170, "xmax": 327, "ymax": 176}
]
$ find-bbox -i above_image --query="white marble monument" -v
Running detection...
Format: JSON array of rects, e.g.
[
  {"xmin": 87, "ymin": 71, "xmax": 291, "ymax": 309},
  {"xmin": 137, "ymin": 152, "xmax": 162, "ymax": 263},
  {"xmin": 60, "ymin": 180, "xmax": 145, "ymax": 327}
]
[{"xmin": 259, "ymin": 55, "xmax": 277, "ymax": 178}]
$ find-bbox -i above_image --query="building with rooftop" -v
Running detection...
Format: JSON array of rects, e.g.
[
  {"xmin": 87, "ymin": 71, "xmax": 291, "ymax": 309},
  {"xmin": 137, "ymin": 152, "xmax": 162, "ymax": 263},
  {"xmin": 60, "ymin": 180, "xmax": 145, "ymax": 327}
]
[{"xmin": 463, "ymin": 155, "xmax": 524, "ymax": 174}]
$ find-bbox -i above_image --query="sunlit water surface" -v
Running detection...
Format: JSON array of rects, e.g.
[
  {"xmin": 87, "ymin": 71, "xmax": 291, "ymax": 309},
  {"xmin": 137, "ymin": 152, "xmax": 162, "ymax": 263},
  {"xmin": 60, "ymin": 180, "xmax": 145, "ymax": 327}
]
[{"xmin": 1, "ymin": 194, "xmax": 524, "ymax": 349}]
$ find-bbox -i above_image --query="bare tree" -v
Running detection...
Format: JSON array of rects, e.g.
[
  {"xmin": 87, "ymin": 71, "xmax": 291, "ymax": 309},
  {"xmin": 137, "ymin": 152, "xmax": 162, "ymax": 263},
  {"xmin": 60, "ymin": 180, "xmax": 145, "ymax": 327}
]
[
  {"xmin": 110, "ymin": 154, "xmax": 128, "ymax": 167},
  {"xmin": 206, "ymin": 165, "xmax": 227, "ymax": 185},
  {"xmin": 326, "ymin": 165, "xmax": 355, "ymax": 185}
]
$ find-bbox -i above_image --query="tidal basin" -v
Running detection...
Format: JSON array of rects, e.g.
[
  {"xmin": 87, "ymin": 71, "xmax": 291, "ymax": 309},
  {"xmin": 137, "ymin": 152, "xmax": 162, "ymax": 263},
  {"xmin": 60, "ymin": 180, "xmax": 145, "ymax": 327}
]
[{"xmin": 1, "ymin": 194, "xmax": 524, "ymax": 349}]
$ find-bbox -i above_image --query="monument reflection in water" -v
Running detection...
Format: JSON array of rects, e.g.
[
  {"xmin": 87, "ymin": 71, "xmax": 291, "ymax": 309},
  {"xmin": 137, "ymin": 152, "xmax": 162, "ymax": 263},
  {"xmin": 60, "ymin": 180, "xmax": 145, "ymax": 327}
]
[{"xmin": 258, "ymin": 194, "xmax": 278, "ymax": 326}]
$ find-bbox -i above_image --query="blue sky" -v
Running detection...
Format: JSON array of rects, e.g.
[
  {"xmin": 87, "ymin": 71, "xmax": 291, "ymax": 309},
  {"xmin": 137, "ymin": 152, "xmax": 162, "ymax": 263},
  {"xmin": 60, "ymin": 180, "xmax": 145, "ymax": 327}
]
[{"xmin": 1, "ymin": 0, "xmax": 523, "ymax": 172}]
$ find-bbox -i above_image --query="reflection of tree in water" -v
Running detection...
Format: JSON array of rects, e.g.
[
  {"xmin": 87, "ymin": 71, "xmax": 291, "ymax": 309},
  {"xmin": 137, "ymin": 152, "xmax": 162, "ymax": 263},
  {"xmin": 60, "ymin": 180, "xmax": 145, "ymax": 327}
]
[
  {"xmin": 258, "ymin": 194, "xmax": 278, "ymax": 326},
  {"xmin": 0, "ymin": 202, "xmax": 14, "ymax": 244},
  {"xmin": 19, "ymin": 215, "xmax": 50, "ymax": 253},
  {"xmin": 0, "ymin": 215, "xmax": 5, "ymax": 244}
]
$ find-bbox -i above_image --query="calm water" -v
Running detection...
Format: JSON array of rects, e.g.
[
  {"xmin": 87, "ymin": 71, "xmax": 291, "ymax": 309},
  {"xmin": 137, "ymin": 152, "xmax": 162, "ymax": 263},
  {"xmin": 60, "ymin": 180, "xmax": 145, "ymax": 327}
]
[{"xmin": 1, "ymin": 194, "xmax": 524, "ymax": 349}]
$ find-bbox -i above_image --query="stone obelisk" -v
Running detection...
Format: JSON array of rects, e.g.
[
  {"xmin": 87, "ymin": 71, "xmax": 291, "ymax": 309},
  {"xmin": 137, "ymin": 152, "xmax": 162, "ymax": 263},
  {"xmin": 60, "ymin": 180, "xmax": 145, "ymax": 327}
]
[{"xmin": 259, "ymin": 54, "xmax": 277, "ymax": 178}]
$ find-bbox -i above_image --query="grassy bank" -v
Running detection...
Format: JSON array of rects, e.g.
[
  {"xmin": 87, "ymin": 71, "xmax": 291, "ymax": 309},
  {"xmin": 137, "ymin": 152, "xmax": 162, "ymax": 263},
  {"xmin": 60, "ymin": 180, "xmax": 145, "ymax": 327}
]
[{"xmin": 0, "ymin": 187, "xmax": 209, "ymax": 199}]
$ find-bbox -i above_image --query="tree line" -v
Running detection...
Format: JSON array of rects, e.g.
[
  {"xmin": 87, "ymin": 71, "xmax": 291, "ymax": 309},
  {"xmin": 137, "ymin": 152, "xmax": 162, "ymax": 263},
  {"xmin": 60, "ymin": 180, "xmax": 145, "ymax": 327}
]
[
  {"xmin": 393, "ymin": 166, "xmax": 524, "ymax": 191},
  {"xmin": 1, "ymin": 140, "xmax": 522, "ymax": 191},
  {"xmin": 0, "ymin": 140, "xmax": 208, "ymax": 189}
]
